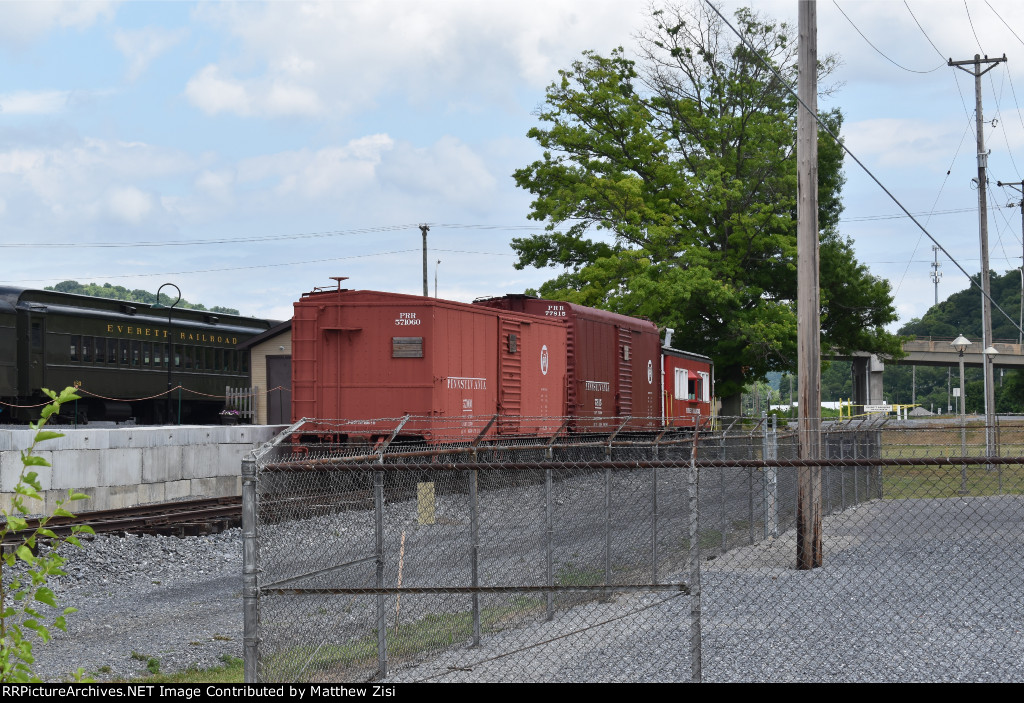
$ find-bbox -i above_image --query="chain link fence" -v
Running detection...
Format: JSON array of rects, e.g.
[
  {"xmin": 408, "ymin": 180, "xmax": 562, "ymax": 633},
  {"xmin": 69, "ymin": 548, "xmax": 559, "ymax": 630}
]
[{"xmin": 243, "ymin": 415, "xmax": 1024, "ymax": 683}]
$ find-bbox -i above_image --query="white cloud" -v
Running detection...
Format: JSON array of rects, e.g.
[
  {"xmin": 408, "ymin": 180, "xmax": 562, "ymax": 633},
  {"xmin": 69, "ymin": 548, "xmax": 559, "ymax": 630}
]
[
  {"xmin": 236, "ymin": 134, "xmax": 394, "ymax": 198},
  {"xmin": 114, "ymin": 26, "xmax": 188, "ymax": 81},
  {"xmin": 0, "ymin": 90, "xmax": 71, "ymax": 115},
  {"xmin": 844, "ymin": 118, "xmax": 963, "ymax": 170},
  {"xmin": 105, "ymin": 186, "xmax": 153, "ymax": 224},
  {"xmin": 0, "ymin": 138, "xmax": 195, "ymax": 227},
  {"xmin": 185, "ymin": 65, "xmax": 254, "ymax": 116},
  {"xmin": 378, "ymin": 136, "xmax": 497, "ymax": 209},
  {"xmin": 0, "ymin": 1, "xmax": 116, "ymax": 49},
  {"xmin": 185, "ymin": 0, "xmax": 647, "ymax": 119}
]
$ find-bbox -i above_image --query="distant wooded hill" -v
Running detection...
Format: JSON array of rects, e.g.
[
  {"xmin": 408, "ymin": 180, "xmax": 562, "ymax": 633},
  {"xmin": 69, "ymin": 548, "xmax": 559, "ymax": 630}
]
[
  {"xmin": 900, "ymin": 269, "xmax": 1022, "ymax": 341},
  {"xmin": 44, "ymin": 280, "xmax": 240, "ymax": 315},
  {"xmin": 771, "ymin": 269, "xmax": 1024, "ymax": 413}
]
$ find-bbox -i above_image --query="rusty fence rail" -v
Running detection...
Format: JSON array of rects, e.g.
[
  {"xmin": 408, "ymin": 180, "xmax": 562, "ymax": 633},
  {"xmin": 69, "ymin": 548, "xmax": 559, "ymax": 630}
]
[{"xmin": 243, "ymin": 416, "xmax": 1024, "ymax": 683}]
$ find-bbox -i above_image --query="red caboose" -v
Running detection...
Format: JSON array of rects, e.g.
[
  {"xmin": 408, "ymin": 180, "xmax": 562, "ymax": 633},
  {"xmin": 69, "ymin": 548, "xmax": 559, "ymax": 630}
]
[
  {"xmin": 291, "ymin": 289, "xmax": 567, "ymax": 442},
  {"xmin": 661, "ymin": 345, "xmax": 714, "ymax": 428},
  {"xmin": 473, "ymin": 295, "xmax": 662, "ymax": 431}
]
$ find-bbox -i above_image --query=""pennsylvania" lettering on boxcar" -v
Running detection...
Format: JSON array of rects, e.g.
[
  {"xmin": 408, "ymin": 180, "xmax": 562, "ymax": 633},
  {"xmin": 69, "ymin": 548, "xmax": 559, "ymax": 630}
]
[{"xmin": 446, "ymin": 377, "xmax": 487, "ymax": 390}]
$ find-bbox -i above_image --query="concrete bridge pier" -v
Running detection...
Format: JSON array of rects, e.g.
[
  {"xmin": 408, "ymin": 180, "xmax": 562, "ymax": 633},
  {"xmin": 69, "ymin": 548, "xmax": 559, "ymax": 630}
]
[{"xmin": 852, "ymin": 354, "xmax": 885, "ymax": 410}]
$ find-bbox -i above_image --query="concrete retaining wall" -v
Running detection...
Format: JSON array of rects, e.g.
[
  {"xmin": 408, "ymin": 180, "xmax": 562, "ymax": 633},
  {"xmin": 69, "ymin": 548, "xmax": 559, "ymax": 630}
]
[{"xmin": 0, "ymin": 424, "xmax": 286, "ymax": 515}]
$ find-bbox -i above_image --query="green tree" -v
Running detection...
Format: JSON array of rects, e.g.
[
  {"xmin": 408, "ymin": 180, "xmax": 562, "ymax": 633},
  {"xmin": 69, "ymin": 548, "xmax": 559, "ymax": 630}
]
[
  {"xmin": 901, "ymin": 268, "xmax": 1023, "ymax": 341},
  {"xmin": 45, "ymin": 280, "xmax": 240, "ymax": 315},
  {"xmin": 511, "ymin": 3, "xmax": 900, "ymax": 415}
]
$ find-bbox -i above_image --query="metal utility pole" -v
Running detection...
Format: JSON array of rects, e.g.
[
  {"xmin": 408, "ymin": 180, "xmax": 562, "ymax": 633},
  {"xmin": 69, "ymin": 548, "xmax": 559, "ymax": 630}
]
[
  {"xmin": 995, "ymin": 180, "xmax": 1024, "ymax": 345},
  {"xmin": 930, "ymin": 245, "xmax": 942, "ymax": 307},
  {"xmin": 419, "ymin": 224, "xmax": 430, "ymax": 296},
  {"xmin": 949, "ymin": 53, "xmax": 1005, "ymax": 465},
  {"xmin": 796, "ymin": 0, "xmax": 822, "ymax": 570}
]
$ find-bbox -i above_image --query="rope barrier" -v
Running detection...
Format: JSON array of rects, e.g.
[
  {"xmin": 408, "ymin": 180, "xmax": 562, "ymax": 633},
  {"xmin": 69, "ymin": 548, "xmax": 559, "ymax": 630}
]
[{"xmin": 0, "ymin": 384, "xmax": 290, "ymax": 408}]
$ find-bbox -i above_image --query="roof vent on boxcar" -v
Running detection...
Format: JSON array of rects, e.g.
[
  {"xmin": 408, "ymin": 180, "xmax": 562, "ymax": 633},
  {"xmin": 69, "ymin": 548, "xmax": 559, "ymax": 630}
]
[
  {"xmin": 121, "ymin": 304, "xmax": 137, "ymax": 315},
  {"xmin": 204, "ymin": 314, "xmax": 220, "ymax": 325}
]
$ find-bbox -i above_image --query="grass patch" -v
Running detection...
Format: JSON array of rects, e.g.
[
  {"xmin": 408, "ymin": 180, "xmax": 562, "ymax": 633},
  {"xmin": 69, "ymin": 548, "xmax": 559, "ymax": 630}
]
[
  {"xmin": 555, "ymin": 562, "xmax": 603, "ymax": 587},
  {"xmin": 112, "ymin": 656, "xmax": 244, "ymax": 684},
  {"xmin": 882, "ymin": 464, "xmax": 1024, "ymax": 499},
  {"xmin": 263, "ymin": 599, "xmax": 547, "ymax": 681}
]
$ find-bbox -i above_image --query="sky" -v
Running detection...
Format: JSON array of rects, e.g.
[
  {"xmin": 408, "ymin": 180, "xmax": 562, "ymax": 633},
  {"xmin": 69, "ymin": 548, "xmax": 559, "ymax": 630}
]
[{"xmin": 2, "ymin": 1, "xmax": 1024, "ymax": 334}]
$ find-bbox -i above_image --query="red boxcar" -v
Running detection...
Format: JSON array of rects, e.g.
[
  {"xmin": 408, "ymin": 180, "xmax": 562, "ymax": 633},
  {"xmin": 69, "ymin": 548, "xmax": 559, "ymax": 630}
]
[
  {"xmin": 473, "ymin": 295, "xmax": 663, "ymax": 431},
  {"xmin": 292, "ymin": 289, "xmax": 567, "ymax": 442},
  {"xmin": 662, "ymin": 346, "xmax": 714, "ymax": 428}
]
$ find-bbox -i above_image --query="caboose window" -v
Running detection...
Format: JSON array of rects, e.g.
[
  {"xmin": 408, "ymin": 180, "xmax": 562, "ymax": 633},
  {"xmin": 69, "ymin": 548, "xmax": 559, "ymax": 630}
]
[
  {"xmin": 131, "ymin": 341, "xmax": 141, "ymax": 367},
  {"xmin": 70, "ymin": 335, "xmax": 80, "ymax": 362},
  {"xmin": 82, "ymin": 336, "xmax": 94, "ymax": 364},
  {"xmin": 107, "ymin": 339, "xmax": 117, "ymax": 364},
  {"xmin": 119, "ymin": 339, "xmax": 130, "ymax": 366},
  {"xmin": 143, "ymin": 342, "xmax": 152, "ymax": 366},
  {"xmin": 674, "ymin": 368, "xmax": 688, "ymax": 399}
]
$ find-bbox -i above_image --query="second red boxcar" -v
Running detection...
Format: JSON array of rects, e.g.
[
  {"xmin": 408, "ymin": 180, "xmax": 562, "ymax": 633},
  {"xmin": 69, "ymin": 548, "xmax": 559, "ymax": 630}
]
[
  {"xmin": 473, "ymin": 295, "xmax": 662, "ymax": 431},
  {"xmin": 292, "ymin": 288, "xmax": 567, "ymax": 442}
]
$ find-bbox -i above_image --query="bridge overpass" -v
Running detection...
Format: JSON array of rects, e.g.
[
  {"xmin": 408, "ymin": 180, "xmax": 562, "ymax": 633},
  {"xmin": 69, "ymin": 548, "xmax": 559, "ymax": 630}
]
[
  {"xmin": 837, "ymin": 337, "xmax": 1024, "ymax": 408},
  {"xmin": 896, "ymin": 337, "xmax": 1024, "ymax": 368}
]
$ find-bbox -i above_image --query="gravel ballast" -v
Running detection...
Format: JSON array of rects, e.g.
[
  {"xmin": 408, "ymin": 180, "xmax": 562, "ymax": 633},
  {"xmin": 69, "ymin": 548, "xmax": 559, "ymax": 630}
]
[
  {"xmin": 19, "ymin": 495, "xmax": 1024, "ymax": 683},
  {"xmin": 24, "ymin": 530, "xmax": 244, "ymax": 682}
]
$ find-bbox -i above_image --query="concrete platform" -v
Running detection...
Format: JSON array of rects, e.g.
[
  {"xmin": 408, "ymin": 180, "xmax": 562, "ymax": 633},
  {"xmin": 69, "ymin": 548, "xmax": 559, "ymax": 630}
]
[{"xmin": 0, "ymin": 424, "xmax": 286, "ymax": 515}]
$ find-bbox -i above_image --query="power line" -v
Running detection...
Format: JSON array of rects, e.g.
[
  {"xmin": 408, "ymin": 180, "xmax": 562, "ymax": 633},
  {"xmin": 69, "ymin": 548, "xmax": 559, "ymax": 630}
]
[
  {"xmin": 986, "ymin": 0, "xmax": 1024, "ymax": 48},
  {"xmin": 0, "ymin": 222, "xmax": 546, "ymax": 249},
  {"xmin": 904, "ymin": 2, "xmax": 978, "ymax": 137},
  {"xmin": 833, "ymin": 1, "xmax": 943, "ymax": 73},
  {"xmin": 703, "ymin": 0, "xmax": 1024, "ymax": 340},
  {"xmin": 964, "ymin": 0, "xmax": 986, "ymax": 54},
  {"xmin": 0, "ymin": 224, "xmax": 420, "ymax": 249},
  {"xmin": 7, "ymin": 248, "xmax": 421, "ymax": 284},
  {"xmin": 904, "ymin": 1, "xmax": 947, "ymax": 61}
]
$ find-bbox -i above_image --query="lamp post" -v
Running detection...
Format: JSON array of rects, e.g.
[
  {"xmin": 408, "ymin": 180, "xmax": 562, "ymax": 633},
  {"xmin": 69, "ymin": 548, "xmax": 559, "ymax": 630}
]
[
  {"xmin": 153, "ymin": 283, "xmax": 181, "ymax": 425},
  {"xmin": 952, "ymin": 335, "xmax": 971, "ymax": 494}
]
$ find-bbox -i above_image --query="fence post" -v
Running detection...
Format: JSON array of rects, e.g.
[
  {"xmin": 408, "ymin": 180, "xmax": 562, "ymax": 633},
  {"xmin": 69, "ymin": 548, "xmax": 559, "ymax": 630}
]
[
  {"xmin": 545, "ymin": 467, "xmax": 554, "ymax": 621},
  {"xmin": 652, "ymin": 464, "xmax": 659, "ymax": 584},
  {"xmin": 603, "ymin": 467, "xmax": 612, "ymax": 601},
  {"xmin": 374, "ymin": 469, "xmax": 387, "ymax": 679},
  {"xmin": 470, "ymin": 470, "xmax": 481, "ymax": 646},
  {"xmin": 687, "ymin": 433, "xmax": 703, "ymax": 683},
  {"xmin": 242, "ymin": 456, "xmax": 258, "ymax": 683},
  {"xmin": 763, "ymin": 415, "xmax": 778, "ymax": 539}
]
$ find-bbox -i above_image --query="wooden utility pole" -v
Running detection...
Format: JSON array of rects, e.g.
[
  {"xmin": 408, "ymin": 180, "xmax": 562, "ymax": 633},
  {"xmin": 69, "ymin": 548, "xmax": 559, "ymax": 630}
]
[
  {"xmin": 949, "ymin": 54, "xmax": 1005, "ymax": 464},
  {"xmin": 419, "ymin": 224, "xmax": 430, "ymax": 296},
  {"xmin": 796, "ymin": 0, "xmax": 822, "ymax": 570}
]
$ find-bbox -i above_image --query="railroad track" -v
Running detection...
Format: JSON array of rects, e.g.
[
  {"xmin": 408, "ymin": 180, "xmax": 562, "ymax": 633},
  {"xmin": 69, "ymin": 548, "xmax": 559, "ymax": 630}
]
[{"xmin": 0, "ymin": 496, "xmax": 242, "ymax": 547}]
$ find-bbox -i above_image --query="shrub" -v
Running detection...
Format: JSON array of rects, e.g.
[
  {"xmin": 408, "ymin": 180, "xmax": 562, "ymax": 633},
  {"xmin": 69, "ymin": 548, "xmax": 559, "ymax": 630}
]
[{"xmin": 1, "ymin": 387, "xmax": 93, "ymax": 682}]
